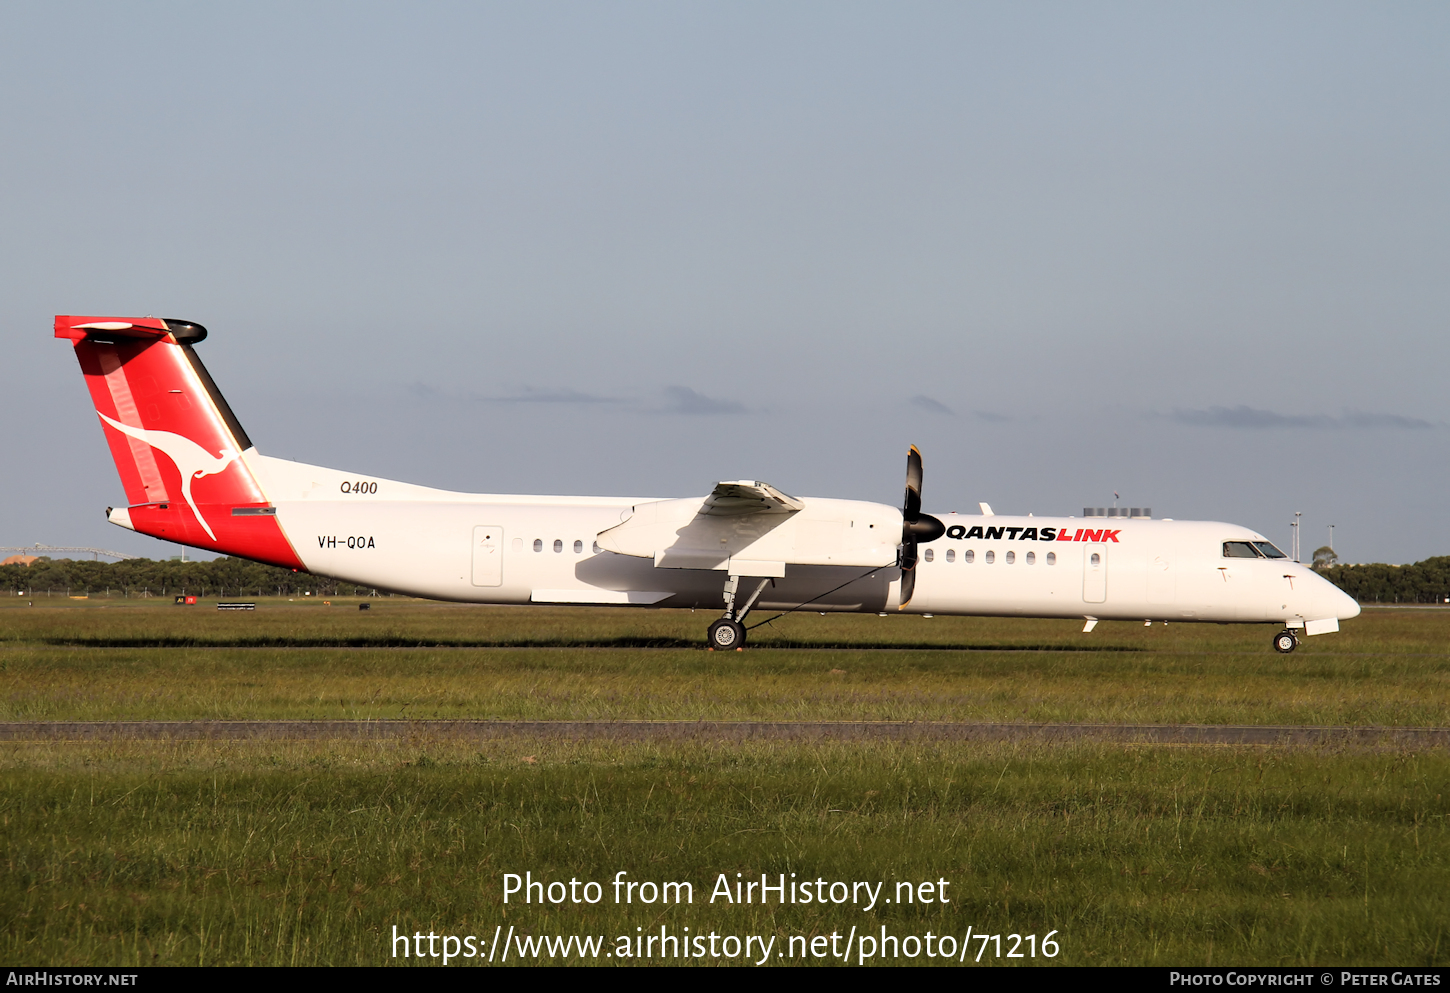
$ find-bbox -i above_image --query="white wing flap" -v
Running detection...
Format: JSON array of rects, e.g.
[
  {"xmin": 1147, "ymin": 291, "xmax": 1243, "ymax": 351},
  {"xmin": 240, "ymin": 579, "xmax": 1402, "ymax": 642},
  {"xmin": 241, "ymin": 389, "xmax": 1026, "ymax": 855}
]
[{"xmin": 702, "ymin": 480, "xmax": 805, "ymax": 516}]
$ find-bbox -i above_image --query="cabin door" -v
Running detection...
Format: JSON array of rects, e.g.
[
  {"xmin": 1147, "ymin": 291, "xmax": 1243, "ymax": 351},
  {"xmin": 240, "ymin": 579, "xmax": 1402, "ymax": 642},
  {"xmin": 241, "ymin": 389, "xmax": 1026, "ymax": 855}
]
[
  {"xmin": 471, "ymin": 526, "xmax": 503, "ymax": 587},
  {"xmin": 1147, "ymin": 541, "xmax": 1176, "ymax": 606}
]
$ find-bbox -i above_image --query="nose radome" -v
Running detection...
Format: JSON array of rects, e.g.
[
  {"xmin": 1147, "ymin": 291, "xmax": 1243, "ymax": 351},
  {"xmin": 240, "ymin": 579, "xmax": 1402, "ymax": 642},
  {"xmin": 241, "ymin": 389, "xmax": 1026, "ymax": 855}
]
[
  {"xmin": 1336, "ymin": 586, "xmax": 1362, "ymax": 620},
  {"xmin": 1312, "ymin": 572, "xmax": 1360, "ymax": 620}
]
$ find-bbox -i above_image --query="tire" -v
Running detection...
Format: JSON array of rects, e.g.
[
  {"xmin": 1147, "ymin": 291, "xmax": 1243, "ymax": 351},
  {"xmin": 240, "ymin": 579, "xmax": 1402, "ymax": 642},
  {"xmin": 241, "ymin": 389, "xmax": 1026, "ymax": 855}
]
[
  {"xmin": 1273, "ymin": 630, "xmax": 1298, "ymax": 654},
  {"xmin": 707, "ymin": 619, "xmax": 746, "ymax": 650}
]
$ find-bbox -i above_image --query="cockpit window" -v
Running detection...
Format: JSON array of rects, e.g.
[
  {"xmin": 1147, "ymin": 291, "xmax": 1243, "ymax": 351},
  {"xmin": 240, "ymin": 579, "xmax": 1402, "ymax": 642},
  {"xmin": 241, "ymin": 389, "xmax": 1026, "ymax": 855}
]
[
  {"xmin": 1222, "ymin": 541, "xmax": 1261, "ymax": 558},
  {"xmin": 1252, "ymin": 541, "xmax": 1287, "ymax": 559}
]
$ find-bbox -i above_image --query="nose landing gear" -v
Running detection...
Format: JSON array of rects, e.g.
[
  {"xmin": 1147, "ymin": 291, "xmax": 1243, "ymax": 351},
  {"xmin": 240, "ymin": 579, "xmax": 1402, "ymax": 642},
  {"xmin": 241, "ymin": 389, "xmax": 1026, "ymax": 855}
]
[
  {"xmin": 707, "ymin": 575, "xmax": 770, "ymax": 650},
  {"xmin": 1273, "ymin": 629, "xmax": 1300, "ymax": 654}
]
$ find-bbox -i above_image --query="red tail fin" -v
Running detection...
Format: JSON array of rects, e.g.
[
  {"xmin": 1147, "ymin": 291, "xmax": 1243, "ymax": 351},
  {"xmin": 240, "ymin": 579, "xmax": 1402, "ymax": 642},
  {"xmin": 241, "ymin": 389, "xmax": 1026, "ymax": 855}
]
[{"xmin": 56, "ymin": 316, "xmax": 303, "ymax": 569}]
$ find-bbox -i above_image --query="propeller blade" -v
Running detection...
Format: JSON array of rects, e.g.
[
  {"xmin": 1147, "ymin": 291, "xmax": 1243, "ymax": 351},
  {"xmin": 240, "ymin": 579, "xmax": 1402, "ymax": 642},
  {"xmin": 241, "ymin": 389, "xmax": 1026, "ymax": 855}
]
[
  {"xmin": 900, "ymin": 445, "xmax": 945, "ymax": 544},
  {"xmin": 898, "ymin": 444, "xmax": 944, "ymax": 610},
  {"xmin": 903, "ymin": 445, "xmax": 923, "ymax": 521}
]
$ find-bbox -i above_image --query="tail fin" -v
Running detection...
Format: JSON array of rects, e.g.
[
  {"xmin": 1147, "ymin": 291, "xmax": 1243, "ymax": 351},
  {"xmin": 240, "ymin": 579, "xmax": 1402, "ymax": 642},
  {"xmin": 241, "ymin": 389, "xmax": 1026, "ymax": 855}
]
[{"xmin": 56, "ymin": 315, "xmax": 303, "ymax": 569}]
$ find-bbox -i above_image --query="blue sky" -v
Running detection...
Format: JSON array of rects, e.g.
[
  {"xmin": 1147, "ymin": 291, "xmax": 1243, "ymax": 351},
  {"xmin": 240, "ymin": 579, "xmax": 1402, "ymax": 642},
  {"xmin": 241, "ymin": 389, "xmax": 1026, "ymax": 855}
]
[{"xmin": 3, "ymin": 2, "xmax": 1447, "ymax": 563}]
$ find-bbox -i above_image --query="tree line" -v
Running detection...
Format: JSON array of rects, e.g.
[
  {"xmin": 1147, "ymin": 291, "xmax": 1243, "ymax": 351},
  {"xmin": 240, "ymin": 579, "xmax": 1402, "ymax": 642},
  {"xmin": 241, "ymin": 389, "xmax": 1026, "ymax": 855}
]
[
  {"xmin": 1314, "ymin": 556, "xmax": 1450, "ymax": 605},
  {"xmin": 1, "ymin": 557, "xmax": 384, "ymax": 599},
  {"xmin": 4, "ymin": 553, "xmax": 1448, "ymax": 605}
]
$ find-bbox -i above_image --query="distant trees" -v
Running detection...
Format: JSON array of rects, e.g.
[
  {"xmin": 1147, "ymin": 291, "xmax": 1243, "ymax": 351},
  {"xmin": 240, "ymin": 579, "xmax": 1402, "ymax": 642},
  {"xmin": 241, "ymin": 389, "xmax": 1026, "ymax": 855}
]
[
  {"xmin": 3, "ymin": 552, "xmax": 1446, "ymax": 605},
  {"xmin": 0, "ymin": 557, "xmax": 384, "ymax": 598},
  {"xmin": 1317, "ymin": 556, "xmax": 1450, "ymax": 605}
]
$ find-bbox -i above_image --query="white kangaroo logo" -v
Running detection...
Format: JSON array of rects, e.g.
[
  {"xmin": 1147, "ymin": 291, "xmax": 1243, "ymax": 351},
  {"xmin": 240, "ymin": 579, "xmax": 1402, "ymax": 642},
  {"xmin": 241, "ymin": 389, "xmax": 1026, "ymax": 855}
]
[{"xmin": 97, "ymin": 412, "xmax": 241, "ymax": 541}]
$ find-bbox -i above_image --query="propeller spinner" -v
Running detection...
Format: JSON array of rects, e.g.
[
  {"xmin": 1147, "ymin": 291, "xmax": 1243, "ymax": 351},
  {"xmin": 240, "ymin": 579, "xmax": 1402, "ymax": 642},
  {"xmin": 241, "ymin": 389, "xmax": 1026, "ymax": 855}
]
[{"xmin": 899, "ymin": 445, "xmax": 945, "ymax": 608}]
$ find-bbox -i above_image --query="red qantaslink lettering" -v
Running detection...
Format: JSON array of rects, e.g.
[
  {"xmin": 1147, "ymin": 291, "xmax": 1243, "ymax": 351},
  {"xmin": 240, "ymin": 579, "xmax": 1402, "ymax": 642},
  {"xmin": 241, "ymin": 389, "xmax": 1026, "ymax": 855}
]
[{"xmin": 1057, "ymin": 529, "xmax": 1121, "ymax": 543}]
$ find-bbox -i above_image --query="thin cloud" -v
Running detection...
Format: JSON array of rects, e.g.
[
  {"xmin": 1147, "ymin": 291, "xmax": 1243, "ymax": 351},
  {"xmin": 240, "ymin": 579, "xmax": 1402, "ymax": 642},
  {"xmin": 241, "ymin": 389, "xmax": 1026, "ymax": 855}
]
[
  {"xmin": 405, "ymin": 383, "xmax": 622, "ymax": 405},
  {"xmin": 910, "ymin": 395, "xmax": 954, "ymax": 415},
  {"xmin": 479, "ymin": 387, "xmax": 622, "ymax": 405},
  {"xmin": 1167, "ymin": 405, "xmax": 1432, "ymax": 430},
  {"xmin": 908, "ymin": 396, "xmax": 1011, "ymax": 422},
  {"xmin": 657, "ymin": 386, "xmax": 746, "ymax": 415},
  {"xmin": 1340, "ymin": 410, "xmax": 1435, "ymax": 430},
  {"xmin": 1170, "ymin": 406, "xmax": 1333, "ymax": 429},
  {"xmin": 971, "ymin": 409, "xmax": 1011, "ymax": 423}
]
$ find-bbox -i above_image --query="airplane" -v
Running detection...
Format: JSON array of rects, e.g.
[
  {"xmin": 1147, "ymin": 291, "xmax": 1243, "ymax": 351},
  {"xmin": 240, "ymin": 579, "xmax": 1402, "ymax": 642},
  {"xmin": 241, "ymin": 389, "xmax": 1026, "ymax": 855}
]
[{"xmin": 56, "ymin": 315, "xmax": 1360, "ymax": 653}]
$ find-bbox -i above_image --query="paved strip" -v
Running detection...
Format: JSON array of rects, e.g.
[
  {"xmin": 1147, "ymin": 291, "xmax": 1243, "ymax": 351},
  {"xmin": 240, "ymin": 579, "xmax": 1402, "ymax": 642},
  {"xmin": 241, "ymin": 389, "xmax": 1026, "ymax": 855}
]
[{"xmin": 0, "ymin": 720, "xmax": 1445, "ymax": 747}]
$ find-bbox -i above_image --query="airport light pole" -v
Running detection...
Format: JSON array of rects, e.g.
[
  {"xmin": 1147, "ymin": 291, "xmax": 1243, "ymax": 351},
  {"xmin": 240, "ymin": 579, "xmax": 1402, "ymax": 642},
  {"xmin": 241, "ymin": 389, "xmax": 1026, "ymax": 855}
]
[{"xmin": 1292, "ymin": 512, "xmax": 1302, "ymax": 562}]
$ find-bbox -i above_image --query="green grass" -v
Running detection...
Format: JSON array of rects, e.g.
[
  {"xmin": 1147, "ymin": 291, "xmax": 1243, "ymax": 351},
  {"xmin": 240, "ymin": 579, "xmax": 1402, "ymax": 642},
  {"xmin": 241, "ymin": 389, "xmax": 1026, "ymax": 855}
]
[
  {"xmin": 1, "ymin": 739, "xmax": 1446, "ymax": 966},
  {"xmin": 0, "ymin": 603, "xmax": 1445, "ymax": 725},
  {"xmin": 0, "ymin": 601, "xmax": 1447, "ymax": 966},
  {"xmin": 2, "ymin": 642, "xmax": 1448, "ymax": 726},
  {"xmin": 4, "ymin": 596, "xmax": 1449, "ymax": 654}
]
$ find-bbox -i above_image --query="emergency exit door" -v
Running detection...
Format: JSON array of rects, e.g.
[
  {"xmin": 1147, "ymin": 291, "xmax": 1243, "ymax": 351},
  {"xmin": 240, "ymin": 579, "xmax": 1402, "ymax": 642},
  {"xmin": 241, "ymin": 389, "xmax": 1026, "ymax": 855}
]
[
  {"xmin": 471, "ymin": 526, "xmax": 503, "ymax": 586},
  {"xmin": 1083, "ymin": 547, "xmax": 1107, "ymax": 603}
]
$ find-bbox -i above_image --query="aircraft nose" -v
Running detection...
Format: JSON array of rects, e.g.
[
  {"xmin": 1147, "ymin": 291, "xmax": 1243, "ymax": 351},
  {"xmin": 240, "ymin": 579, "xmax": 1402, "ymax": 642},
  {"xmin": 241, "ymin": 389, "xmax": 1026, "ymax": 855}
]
[
  {"xmin": 1336, "ymin": 586, "xmax": 1361, "ymax": 620},
  {"xmin": 1314, "ymin": 573, "xmax": 1360, "ymax": 620}
]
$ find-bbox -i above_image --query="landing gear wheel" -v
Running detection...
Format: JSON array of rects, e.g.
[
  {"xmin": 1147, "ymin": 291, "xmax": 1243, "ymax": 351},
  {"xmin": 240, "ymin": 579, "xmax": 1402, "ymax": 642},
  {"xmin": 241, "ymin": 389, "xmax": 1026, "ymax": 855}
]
[
  {"xmin": 707, "ymin": 619, "xmax": 746, "ymax": 650},
  {"xmin": 1273, "ymin": 630, "xmax": 1299, "ymax": 654}
]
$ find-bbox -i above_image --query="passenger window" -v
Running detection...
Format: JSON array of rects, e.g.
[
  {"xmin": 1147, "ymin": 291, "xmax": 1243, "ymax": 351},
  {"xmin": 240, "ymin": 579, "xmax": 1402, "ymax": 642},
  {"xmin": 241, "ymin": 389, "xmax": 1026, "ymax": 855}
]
[
  {"xmin": 1046, "ymin": 552, "xmax": 1056, "ymax": 565},
  {"xmin": 924, "ymin": 548, "xmax": 934, "ymax": 562},
  {"xmin": 965, "ymin": 549, "xmax": 974, "ymax": 564},
  {"xmin": 1026, "ymin": 551, "xmax": 1035, "ymax": 565},
  {"xmin": 985, "ymin": 550, "xmax": 995, "ymax": 564},
  {"xmin": 574, "ymin": 540, "xmax": 584, "ymax": 554},
  {"xmin": 1090, "ymin": 552, "xmax": 1101, "ymax": 566},
  {"xmin": 553, "ymin": 539, "xmax": 563, "ymax": 553},
  {"xmin": 1006, "ymin": 551, "xmax": 1015, "ymax": 565},
  {"xmin": 1252, "ymin": 541, "xmax": 1287, "ymax": 559},
  {"xmin": 1222, "ymin": 541, "xmax": 1260, "ymax": 558},
  {"xmin": 945, "ymin": 549, "xmax": 955, "ymax": 563},
  {"xmin": 592, "ymin": 541, "xmax": 601, "ymax": 554},
  {"xmin": 533, "ymin": 539, "xmax": 543, "ymax": 552}
]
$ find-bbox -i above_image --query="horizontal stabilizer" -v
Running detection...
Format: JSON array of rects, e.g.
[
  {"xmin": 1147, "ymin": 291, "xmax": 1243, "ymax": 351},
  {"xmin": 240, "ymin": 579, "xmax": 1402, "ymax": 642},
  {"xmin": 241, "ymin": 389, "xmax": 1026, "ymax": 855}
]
[{"xmin": 54, "ymin": 316, "xmax": 171, "ymax": 341}]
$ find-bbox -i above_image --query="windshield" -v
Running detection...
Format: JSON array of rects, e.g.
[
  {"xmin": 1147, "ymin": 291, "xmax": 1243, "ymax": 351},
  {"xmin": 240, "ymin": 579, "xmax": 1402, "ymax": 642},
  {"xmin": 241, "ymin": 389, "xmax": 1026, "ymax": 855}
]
[
  {"xmin": 1253, "ymin": 541, "xmax": 1287, "ymax": 559},
  {"xmin": 1222, "ymin": 541, "xmax": 1261, "ymax": 558}
]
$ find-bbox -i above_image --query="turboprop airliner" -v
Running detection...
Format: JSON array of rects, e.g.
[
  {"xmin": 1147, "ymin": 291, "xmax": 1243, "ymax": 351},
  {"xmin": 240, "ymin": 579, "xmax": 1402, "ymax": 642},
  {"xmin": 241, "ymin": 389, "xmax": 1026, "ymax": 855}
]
[{"xmin": 56, "ymin": 315, "xmax": 1359, "ymax": 653}]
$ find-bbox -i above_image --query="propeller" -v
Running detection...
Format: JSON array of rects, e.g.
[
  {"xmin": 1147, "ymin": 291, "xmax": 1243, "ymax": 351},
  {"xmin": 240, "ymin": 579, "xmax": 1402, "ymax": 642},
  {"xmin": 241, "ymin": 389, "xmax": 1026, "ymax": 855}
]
[{"xmin": 899, "ymin": 445, "xmax": 945, "ymax": 608}]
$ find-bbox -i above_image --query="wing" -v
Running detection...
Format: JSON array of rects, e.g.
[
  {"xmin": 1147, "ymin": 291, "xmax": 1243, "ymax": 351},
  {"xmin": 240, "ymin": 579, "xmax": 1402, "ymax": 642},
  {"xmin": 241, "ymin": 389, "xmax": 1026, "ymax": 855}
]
[
  {"xmin": 700, "ymin": 480, "xmax": 805, "ymax": 517},
  {"xmin": 595, "ymin": 480, "xmax": 804, "ymax": 563}
]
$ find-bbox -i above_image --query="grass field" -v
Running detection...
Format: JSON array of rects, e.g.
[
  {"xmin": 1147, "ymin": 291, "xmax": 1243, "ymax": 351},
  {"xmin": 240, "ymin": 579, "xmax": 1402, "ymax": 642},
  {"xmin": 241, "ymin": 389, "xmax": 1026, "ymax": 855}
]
[
  {"xmin": 1, "ymin": 600, "xmax": 1447, "ymax": 966},
  {"xmin": 1, "ymin": 599, "xmax": 1446, "ymax": 725}
]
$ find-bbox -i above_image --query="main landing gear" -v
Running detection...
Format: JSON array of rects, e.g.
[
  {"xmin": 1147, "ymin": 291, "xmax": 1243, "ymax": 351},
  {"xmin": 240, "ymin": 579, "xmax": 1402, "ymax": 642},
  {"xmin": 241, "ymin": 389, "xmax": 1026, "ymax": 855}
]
[
  {"xmin": 707, "ymin": 575, "xmax": 770, "ymax": 650},
  {"xmin": 1273, "ymin": 629, "xmax": 1300, "ymax": 654}
]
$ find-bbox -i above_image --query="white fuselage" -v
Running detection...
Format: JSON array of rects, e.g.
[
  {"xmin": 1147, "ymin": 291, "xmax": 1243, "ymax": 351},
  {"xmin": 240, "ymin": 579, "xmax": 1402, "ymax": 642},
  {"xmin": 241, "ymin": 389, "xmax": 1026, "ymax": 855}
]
[{"xmin": 227, "ymin": 453, "xmax": 1360, "ymax": 629}]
